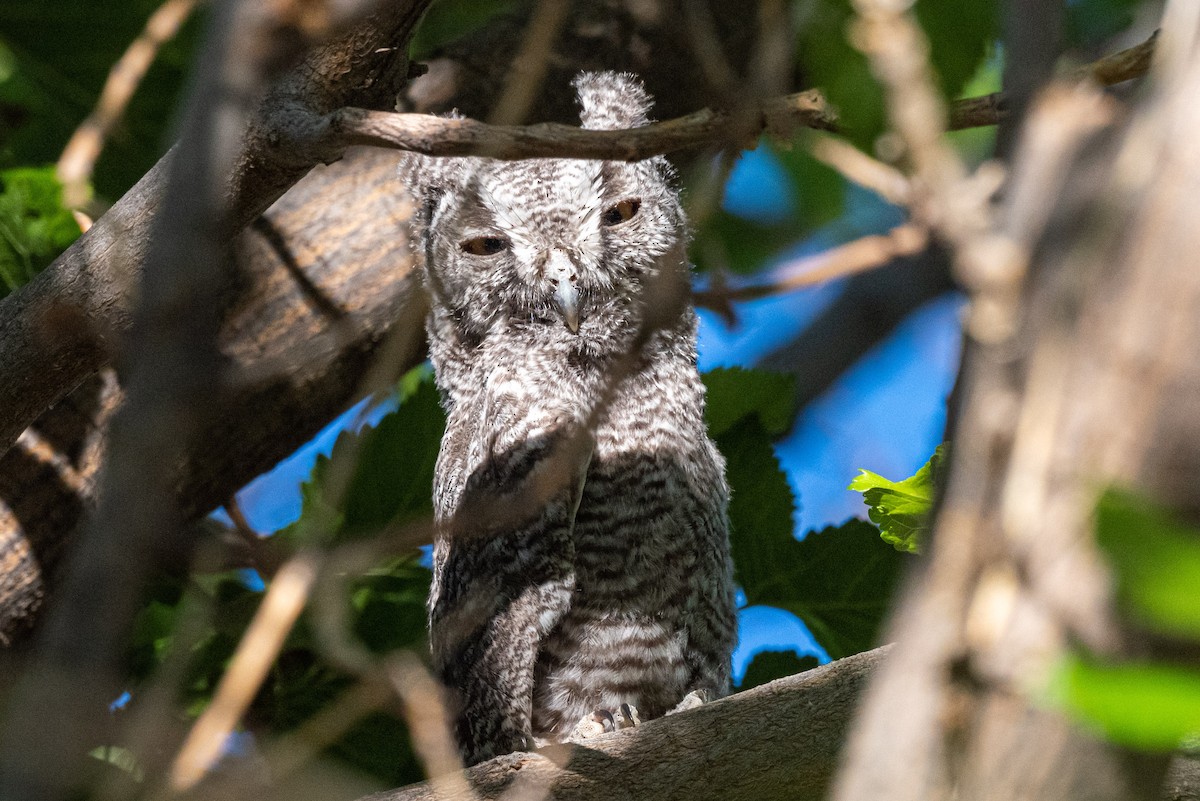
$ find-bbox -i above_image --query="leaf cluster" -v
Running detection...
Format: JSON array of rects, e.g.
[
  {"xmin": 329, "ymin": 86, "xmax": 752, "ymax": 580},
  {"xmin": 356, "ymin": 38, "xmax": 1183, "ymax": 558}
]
[
  {"xmin": 706, "ymin": 367, "xmax": 909, "ymax": 671},
  {"xmin": 125, "ymin": 377, "xmax": 445, "ymax": 785},
  {"xmin": 848, "ymin": 443, "xmax": 948, "ymax": 553},
  {"xmin": 0, "ymin": 165, "xmax": 82, "ymax": 296}
]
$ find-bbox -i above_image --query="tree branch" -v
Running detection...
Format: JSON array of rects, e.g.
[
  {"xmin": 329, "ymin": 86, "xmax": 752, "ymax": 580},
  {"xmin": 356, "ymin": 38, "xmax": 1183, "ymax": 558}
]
[
  {"xmin": 353, "ymin": 645, "xmax": 1200, "ymax": 801},
  {"xmin": 365, "ymin": 648, "xmax": 886, "ymax": 801}
]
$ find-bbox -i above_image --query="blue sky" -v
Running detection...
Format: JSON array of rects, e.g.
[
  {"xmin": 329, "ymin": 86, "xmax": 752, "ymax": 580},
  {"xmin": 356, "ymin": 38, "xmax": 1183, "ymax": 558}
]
[{"xmin": 217, "ymin": 145, "xmax": 961, "ymax": 683}]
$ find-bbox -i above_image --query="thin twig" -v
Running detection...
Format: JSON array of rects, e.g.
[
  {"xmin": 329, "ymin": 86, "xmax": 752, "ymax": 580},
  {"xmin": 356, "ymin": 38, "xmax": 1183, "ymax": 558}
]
[
  {"xmin": 327, "ymin": 34, "xmax": 1157, "ymax": 165},
  {"xmin": 950, "ymin": 32, "xmax": 1158, "ymax": 131},
  {"xmin": 693, "ymin": 223, "xmax": 928, "ymax": 307},
  {"xmin": 487, "ymin": 0, "xmax": 570, "ymax": 126},
  {"xmin": 806, "ymin": 131, "xmax": 912, "ymax": 206},
  {"xmin": 169, "ymin": 552, "xmax": 320, "ymax": 790},
  {"xmin": 56, "ymin": 0, "xmax": 199, "ymax": 209},
  {"xmin": 385, "ymin": 655, "xmax": 478, "ymax": 797}
]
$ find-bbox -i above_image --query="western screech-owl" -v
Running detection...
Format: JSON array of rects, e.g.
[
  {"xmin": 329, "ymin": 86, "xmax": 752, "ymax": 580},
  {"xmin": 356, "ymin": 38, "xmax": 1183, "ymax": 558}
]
[{"xmin": 401, "ymin": 72, "xmax": 736, "ymax": 765}]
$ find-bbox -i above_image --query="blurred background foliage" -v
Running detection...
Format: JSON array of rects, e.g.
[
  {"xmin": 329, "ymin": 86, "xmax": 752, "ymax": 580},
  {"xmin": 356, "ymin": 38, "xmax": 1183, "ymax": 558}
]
[{"xmin": 0, "ymin": 0, "xmax": 1170, "ymax": 792}]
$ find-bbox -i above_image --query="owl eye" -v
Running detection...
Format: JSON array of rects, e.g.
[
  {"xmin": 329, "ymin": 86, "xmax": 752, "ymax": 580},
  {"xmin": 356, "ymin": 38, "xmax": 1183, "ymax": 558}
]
[
  {"xmin": 461, "ymin": 236, "xmax": 509, "ymax": 256},
  {"xmin": 600, "ymin": 199, "xmax": 640, "ymax": 227}
]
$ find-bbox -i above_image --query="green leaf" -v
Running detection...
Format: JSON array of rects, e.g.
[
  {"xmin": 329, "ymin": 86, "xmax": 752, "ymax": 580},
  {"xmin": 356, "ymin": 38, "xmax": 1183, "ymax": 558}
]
[
  {"xmin": 693, "ymin": 208, "xmax": 800, "ymax": 276},
  {"xmin": 342, "ymin": 379, "xmax": 445, "ymax": 535},
  {"xmin": 351, "ymin": 555, "xmax": 430, "ymax": 654},
  {"xmin": 721, "ymin": 416, "xmax": 906, "ymax": 658},
  {"xmin": 279, "ymin": 376, "xmax": 447, "ymax": 547},
  {"xmin": 738, "ymin": 649, "xmax": 820, "ymax": 691},
  {"xmin": 0, "ymin": 166, "xmax": 82, "ymax": 295},
  {"xmin": 409, "ymin": 0, "xmax": 518, "ymax": 60},
  {"xmin": 703, "ymin": 367, "xmax": 797, "ymax": 438},
  {"xmin": 914, "ymin": 0, "xmax": 998, "ymax": 101},
  {"xmin": 795, "ymin": 0, "xmax": 887, "ymax": 153},
  {"xmin": 774, "ymin": 138, "xmax": 847, "ymax": 230},
  {"xmin": 1054, "ymin": 654, "xmax": 1200, "ymax": 751},
  {"xmin": 1066, "ymin": 0, "xmax": 1146, "ymax": 47},
  {"xmin": 848, "ymin": 443, "xmax": 948, "ymax": 553},
  {"xmin": 1095, "ymin": 488, "xmax": 1200, "ymax": 638}
]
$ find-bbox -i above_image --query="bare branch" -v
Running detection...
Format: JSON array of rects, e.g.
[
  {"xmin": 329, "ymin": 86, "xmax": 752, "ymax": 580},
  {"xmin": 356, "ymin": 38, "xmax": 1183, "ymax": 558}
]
[
  {"xmin": 171, "ymin": 553, "xmax": 320, "ymax": 790},
  {"xmin": 694, "ymin": 223, "xmax": 928, "ymax": 308},
  {"xmin": 487, "ymin": 0, "xmax": 570, "ymax": 126},
  {"xmin": 332, "ymin": 90, "xmax": 834, "ymax": 160},
  {"xmin": 56, "ymin": 0, "xmax": 199, "ymax": 209},
  {"xmin": 364, "ymin": 647, "xmax": 889, "ymax": 801}
]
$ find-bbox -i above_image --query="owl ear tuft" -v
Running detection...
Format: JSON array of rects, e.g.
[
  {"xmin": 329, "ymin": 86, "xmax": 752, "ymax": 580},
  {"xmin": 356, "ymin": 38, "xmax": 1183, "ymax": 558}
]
[{"xmin": 573, "ymin": 72, "xmax": 654, "ymax": 131}]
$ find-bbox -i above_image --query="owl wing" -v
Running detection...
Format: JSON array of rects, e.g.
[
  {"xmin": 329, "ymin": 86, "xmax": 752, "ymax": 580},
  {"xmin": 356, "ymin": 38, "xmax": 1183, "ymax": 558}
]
[{"xmin": 430, "ymin": 384, "xmax": 589, "ymax": 764}]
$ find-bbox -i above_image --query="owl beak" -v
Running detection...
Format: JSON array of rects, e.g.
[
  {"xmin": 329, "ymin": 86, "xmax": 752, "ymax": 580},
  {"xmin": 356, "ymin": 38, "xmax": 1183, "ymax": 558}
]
[{"xmin": 546, "ymin": 249, "xmax": 580, "ymax": 333}]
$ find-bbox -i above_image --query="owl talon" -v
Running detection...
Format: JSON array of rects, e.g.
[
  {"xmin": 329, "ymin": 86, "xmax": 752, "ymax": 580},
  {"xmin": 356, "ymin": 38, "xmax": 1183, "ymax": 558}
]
[
  {"xmin": 667, "ymin": 689, "xmax": 710, "ymax": 715},
  {"xmin": 570, "ymin": 703, "xmax": 640, "ymax": 740}
]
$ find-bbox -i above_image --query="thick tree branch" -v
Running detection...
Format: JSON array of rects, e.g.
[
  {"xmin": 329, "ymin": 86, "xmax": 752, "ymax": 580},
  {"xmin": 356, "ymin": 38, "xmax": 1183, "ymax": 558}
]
[
  {"xmin": 0, "ymin": 0, "xmax": 430, "ymax": 796},
  {"xmin": 366, "ymin": 648, "xmax": 886, "ymax": 801},
  {"xmin": 352, "ymin": 646, "xmax": 1200, "ymax": 801}
]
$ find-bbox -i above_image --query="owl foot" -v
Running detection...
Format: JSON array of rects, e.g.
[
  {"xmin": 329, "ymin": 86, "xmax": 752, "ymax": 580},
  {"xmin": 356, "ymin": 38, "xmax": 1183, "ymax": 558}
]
[
  {"xmin": 666, "ymin": 688, "xmax": 712, "ymax": 715},
  {"xmin": 570, "ymin": 703, "xmax": 641, "ymax": 739}
]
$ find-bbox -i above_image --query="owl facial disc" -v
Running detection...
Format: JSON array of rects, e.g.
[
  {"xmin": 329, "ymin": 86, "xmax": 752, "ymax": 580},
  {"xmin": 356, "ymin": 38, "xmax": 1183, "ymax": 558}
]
[{"xmin": 546, "ymin": 248, "xmax": 580, "ymax": 333}]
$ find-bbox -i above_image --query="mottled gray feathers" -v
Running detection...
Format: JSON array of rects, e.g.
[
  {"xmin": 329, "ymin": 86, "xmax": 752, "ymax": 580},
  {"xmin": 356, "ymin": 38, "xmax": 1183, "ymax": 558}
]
[{"xmin": 404, "ymin": 71, "xmax": 736, "ymax": 765}]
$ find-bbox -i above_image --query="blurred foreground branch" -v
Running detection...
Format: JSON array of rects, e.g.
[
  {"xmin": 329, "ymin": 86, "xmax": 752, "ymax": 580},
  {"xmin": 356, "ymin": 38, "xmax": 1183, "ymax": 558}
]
[{"xmin": 833, "ymin": 3, "xmax": 1200, "ymax": 801}]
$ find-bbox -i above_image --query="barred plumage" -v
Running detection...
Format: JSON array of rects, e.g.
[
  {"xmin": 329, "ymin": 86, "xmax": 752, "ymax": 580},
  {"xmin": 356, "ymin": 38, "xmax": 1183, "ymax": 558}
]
[{"xmin": 402, "ymin": 72, "xmax": 736, "ymax": 765}]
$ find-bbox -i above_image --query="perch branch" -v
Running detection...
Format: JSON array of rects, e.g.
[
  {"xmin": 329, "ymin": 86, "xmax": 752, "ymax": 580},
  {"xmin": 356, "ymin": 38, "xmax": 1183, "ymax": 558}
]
[{"xmin": 355, "ymin": 646, "xmax": 1200, "ymax": 801}]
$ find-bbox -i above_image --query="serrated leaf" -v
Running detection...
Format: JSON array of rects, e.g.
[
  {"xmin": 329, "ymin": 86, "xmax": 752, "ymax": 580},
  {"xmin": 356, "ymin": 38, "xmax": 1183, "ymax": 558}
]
[
  {"xmin": 1054, "ymin": 654, "xmax": 1200, "ymax": 751},
  {"xmin": 1095, "ymin": 488, "xmax": 1200, "ymax": 638},
  {"xmin": 721, "ymin": 416, "xmax": 904, "ymax": 658},
  {"xmin": 738, "ymin": 650, "xmax": 820, "ymax": 691},
  {"xmin": 721, "ymin": 417, "xmax": 796, "ymax": 581},
  {"xmin": 849, "ymin": 443, "xmax": 948, "ymax": 553},
  {"xmin": 703, "ymin": 367, "xmax": 797, "ymax": 438}
]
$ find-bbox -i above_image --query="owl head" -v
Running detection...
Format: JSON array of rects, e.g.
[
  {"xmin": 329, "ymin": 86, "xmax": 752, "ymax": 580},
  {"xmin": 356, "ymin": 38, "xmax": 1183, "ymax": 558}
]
[{"xmin": 401, "ymin": 72, "xmax": 686, "ymax": 350}]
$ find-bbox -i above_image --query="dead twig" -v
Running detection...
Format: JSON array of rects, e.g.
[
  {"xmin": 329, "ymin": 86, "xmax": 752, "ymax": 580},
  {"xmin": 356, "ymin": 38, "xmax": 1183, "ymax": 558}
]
[
  {"xmin": 56, "ymin": 0, "xmax": 200, "ymax": 209},
  {"xmin": 487, "ymin": 0, "xmax": 570, "ymax": 126},
  {"xmin": 169, "ymin": 552, "xmax": 321, "ymax": 790},
  {"xmin": 693, "ymin": 223, "xmax": 928, "ymax": 308}
]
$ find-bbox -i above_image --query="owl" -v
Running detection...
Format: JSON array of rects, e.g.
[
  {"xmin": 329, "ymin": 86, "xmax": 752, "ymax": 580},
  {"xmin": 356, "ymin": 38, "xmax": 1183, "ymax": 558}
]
[{"xmin": 401, "ymin": 72, "xmax": 736, "ymax": 765}]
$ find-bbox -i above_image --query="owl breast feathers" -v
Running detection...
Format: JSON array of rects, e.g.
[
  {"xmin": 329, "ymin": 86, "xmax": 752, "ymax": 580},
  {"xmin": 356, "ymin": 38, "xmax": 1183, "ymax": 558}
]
[{"xmin": 401, "ymin": 71, "xmax": 736, "ymax": 765}]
